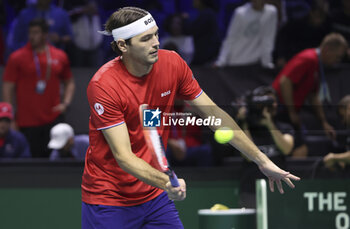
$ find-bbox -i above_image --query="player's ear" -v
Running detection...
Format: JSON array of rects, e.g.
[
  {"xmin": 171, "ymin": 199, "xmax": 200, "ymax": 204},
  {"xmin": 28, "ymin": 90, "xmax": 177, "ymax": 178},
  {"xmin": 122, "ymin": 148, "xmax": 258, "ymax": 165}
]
[{"xmin": 116, "ymin": 39, "xmax": 128, "ymax": 53}]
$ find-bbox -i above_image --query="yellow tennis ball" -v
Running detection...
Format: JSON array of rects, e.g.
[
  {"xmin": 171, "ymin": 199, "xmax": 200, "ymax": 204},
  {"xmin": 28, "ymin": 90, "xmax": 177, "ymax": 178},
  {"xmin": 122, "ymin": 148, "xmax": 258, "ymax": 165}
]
[
  {"xmin": 214, "ymin": 127, "xmax": 234, "ymax": 144},
  {"xmin": 210, "ymin": 203, "xmax": 229, "ymax": 211}
]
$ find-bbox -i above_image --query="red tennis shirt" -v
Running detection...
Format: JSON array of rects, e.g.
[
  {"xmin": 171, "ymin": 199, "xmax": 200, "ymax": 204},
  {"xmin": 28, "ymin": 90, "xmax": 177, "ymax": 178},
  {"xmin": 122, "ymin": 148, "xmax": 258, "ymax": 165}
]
[
  {"xmin": 3, "ymin": 43, "xmax": 72, "ymax": 127},
  {"xmin": 82, "ymin": 50, "xmax": 202, "ymax": 206},
  {"xmin": 272, "ymin": 48, "xmax": 320, "ymax": 111}
]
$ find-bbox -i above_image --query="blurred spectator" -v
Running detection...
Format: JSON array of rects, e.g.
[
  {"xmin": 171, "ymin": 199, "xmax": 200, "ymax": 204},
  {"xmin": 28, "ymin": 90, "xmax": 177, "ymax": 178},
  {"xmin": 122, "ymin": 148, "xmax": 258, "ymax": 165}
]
[
  {"xmin": 323, "ymin": 95, "xmax": 350, "ymax": 171},
  {"xmin": 166, "ymin": 100, "xmax": 213, "ymax": 166},
  {"xmin": 63, "ymin": 0, "xmax": 103, "ymax": 67},
  {"xmin": 8, "ymin": 0, "xmax": 73, "ymax": 53},
  {"xmin": 215, "ymin": 0, "xmax": 277, "ymax": 68},
  {"xmin": 48, "ymin": 123, "xmax": 88, "ymax": 161},
  {"xmin": 330, "ymin": 0, "xmax": 350, "ymax": 61},
  {"xmin": 186, "ymin": 0, "xmax": 221, "ymax": 66},
  {"xmin": 274, "ymin": 0, "xmax": 332, "ymax": 67},
  {"xmin": 237, "ymin": 86, "xmax": 294, "ymax": 208},
  {"xmin": 272, "ymin": 33, "xmax": 348, "ymax": 158},
  {"xmin": 161, "ymin": 13, "xmax": 194, "ymax": 64},
  {"xmin": 238, "ymin": 86, "xmax": 294, "ymax": 159},
  {"xmin": 0, "ymin": 102, "xmax": 31, "ymax": 158},
  {"xmin": 2, "ymin": 19, "xmax": 75, "ymax": 158}
]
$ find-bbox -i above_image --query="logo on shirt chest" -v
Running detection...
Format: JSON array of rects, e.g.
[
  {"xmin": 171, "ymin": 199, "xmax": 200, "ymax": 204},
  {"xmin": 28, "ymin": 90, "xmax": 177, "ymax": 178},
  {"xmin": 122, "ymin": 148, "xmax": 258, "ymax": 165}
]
[{"xmin": 161, "ymin": 90, "xmax": 171, "ymax": 97}]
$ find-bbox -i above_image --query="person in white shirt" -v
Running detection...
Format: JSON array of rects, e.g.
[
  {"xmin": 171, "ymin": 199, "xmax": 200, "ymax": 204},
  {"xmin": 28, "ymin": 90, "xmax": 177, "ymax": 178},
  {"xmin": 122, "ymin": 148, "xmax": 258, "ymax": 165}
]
[{"xmin": 215, "ymin": 0, "xmax": 277, "ymax": 68}]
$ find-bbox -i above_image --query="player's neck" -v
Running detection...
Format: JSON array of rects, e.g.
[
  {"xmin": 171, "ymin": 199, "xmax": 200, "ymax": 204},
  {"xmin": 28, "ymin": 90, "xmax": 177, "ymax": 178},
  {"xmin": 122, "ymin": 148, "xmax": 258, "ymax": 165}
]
[{"xmin": 121, "ymin": 56, "xmax": 153, "ymax": 77}]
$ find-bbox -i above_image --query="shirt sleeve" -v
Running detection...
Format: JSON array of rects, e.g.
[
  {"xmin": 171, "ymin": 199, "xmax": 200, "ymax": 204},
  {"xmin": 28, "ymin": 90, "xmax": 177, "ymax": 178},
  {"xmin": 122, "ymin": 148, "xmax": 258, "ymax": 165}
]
[
  {"xmin": 175, "ymin": 52, "xmax": 202, "ymax": 100},
  {"xmin": 3, "ymin": 54, "xmax": 20, "ymax": 83},
  {"xmin": 87, "ymin": 81, "xmax": 125, "ymax": 130}
]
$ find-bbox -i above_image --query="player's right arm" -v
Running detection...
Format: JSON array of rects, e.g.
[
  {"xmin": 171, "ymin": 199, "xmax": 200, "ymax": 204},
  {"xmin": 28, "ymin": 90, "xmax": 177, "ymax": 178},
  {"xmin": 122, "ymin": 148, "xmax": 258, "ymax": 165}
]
[{"xmin": 102, "ymin": 123, "xmax": 186, "ymax": 201}]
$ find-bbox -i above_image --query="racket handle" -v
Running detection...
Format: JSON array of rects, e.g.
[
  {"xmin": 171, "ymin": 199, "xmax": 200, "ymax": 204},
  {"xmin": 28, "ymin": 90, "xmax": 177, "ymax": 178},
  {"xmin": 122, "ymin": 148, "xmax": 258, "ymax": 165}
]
[{"xmin": 169, "ymin": 170, "xmax": 180, "ymax": 187}]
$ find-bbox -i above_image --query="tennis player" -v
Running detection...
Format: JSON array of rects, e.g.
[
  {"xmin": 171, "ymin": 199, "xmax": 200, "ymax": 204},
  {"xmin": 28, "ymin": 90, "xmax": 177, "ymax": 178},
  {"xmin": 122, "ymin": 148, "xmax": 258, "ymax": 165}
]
[{"xmin": 82, "ymin": 7, "xmax": 300, "ymax": 229}]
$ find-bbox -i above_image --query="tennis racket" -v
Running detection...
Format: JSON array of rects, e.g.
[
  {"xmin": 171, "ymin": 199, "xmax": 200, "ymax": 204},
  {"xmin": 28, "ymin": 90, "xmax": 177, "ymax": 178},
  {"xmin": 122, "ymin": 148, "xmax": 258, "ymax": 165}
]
[{"xmin": 139, "ymin": 104, "xmax": 179, "ymax": 187}]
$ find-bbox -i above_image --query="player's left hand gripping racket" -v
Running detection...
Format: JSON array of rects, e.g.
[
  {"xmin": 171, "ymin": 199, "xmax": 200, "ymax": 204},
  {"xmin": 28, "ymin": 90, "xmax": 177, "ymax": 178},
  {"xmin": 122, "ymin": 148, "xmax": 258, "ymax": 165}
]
[{"xmin": 139, "ymin": 104, "xmax": 180, "ymax": 187}]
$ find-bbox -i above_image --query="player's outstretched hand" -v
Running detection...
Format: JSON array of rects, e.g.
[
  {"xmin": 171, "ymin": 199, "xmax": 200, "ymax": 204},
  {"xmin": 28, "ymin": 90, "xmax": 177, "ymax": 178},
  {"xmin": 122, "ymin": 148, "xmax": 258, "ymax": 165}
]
[
  {"xmin": 165, "ymin": 179, "xmax": 186, "ymax": 201},
  {"xmin": 259, "ymin": 160, "xmax": 300, "ymax": 194}
]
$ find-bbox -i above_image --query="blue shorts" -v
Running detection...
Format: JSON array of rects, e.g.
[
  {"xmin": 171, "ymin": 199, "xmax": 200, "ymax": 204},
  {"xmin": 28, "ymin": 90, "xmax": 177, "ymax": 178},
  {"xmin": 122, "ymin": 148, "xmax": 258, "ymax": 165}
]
[{"xmin": 82, "ymin": 192, "xmax": 183, "ymax": 229}]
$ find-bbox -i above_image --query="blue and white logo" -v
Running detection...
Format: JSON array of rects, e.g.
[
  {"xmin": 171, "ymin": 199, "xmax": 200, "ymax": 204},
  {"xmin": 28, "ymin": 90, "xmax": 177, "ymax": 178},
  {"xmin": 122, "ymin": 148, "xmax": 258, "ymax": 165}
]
[{"xmin": 143, "ymin": 108, "xmax": 161, "ymax": 127}]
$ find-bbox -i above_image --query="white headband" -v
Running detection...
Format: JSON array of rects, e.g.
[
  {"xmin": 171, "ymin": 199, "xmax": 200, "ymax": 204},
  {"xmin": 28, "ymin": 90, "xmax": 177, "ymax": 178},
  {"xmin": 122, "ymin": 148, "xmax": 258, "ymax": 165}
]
[{"xmin": 98, "ymin": 13, "xmax": 157, "ymax": 40}]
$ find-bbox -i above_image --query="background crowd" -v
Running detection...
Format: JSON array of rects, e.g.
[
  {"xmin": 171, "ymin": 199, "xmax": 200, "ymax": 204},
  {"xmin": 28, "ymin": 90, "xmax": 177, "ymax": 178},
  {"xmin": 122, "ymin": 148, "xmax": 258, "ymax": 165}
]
[
  {"xmin": 0, "ymin": 0, "xmax": 349, "ymax": 67},
  {"xmin": 0, "ymin": 0, "xmax": 349, "ymax": 179}
]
